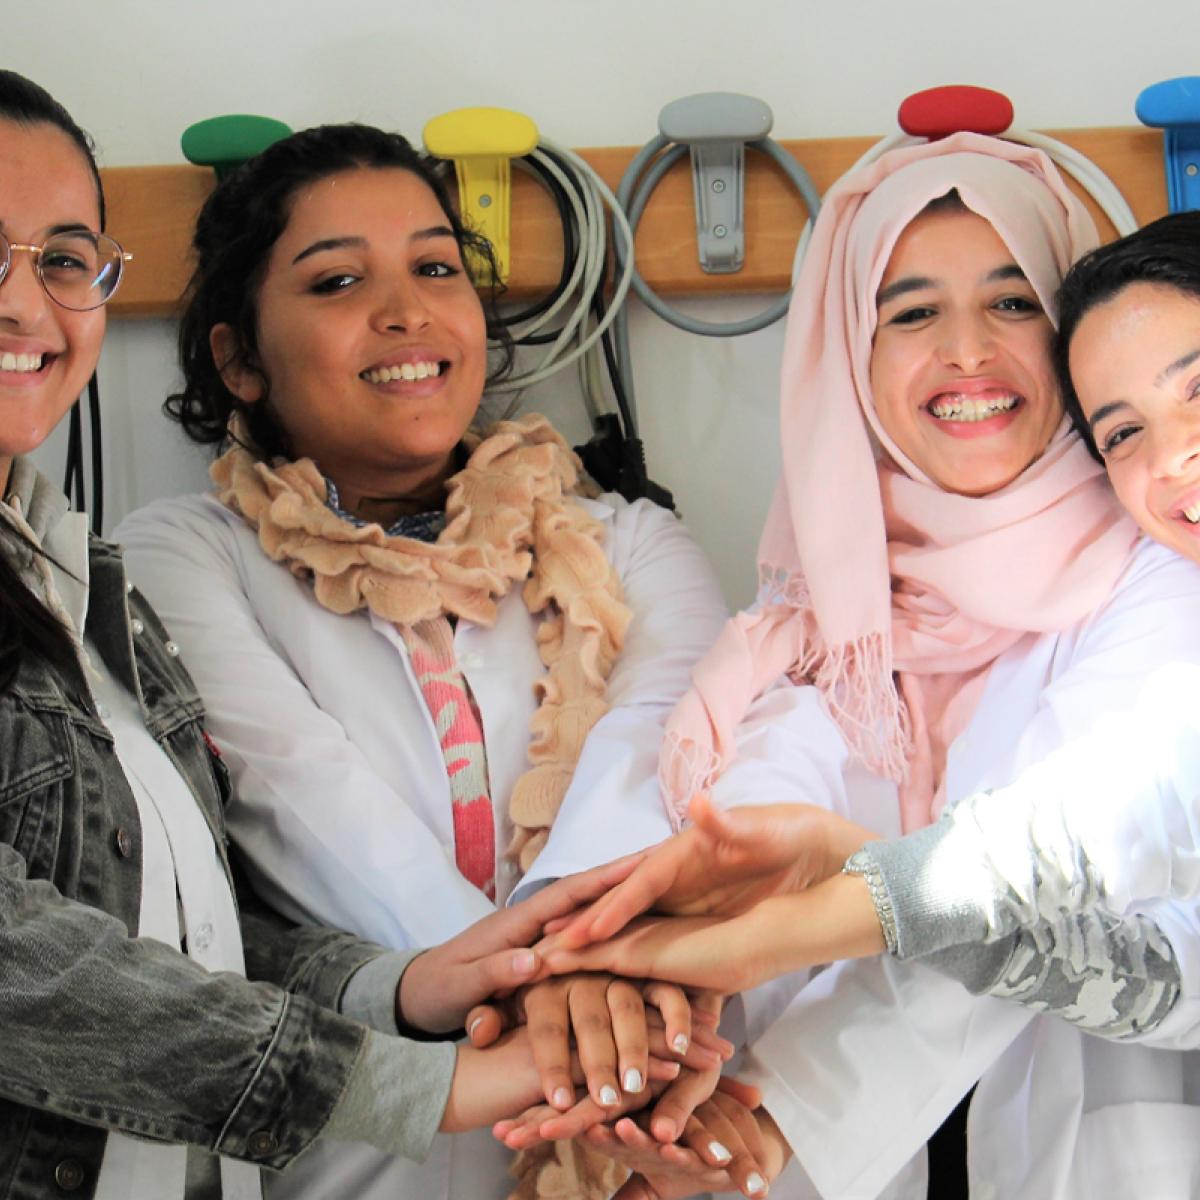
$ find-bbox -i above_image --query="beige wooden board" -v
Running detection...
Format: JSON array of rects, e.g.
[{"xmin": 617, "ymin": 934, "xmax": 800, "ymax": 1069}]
[{"xmin": 103, "ymin": 127, "xmax": 1169, "ymax": 319}]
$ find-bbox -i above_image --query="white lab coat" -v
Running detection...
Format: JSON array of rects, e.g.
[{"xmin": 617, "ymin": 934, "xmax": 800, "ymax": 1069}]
[
  {"xmin": 526, "ymin": 535, "xmax": 1200, "ymax": 1200},
  {"xmin": 742, "ymin": 537, "xmax": 1200, "ymax": 1200},
  {"xmin": 117, "ymin": 489, "xmax": 729, "ymax": 1200}
]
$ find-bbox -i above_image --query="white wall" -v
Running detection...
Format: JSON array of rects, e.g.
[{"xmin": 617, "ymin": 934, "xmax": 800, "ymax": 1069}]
[{"xmin": 15, "ymin": 0, "xmax": 1196, "ymax": 605}]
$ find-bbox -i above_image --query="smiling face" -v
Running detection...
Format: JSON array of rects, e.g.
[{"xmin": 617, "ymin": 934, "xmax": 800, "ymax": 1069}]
[
  {"xmin": 0, "ymin": 119, "xmax": 106, "ymax": 492},
  {"xmin": 869, "ymin": 207, "xmax": 1061, "ymax": 496},
  {"xmin": 1070, "ymin": 283, "xmax": 1200, "ymax": 564},
  {"xmin": 212, "ymin": 166, "xmax": 487, "ymax": 513}
]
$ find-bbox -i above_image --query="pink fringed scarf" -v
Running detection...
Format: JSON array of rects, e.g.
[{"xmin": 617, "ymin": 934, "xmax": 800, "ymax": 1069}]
[{"xmin": 661, "ymin": 134, "xmax": 1139, "ymax": 833}]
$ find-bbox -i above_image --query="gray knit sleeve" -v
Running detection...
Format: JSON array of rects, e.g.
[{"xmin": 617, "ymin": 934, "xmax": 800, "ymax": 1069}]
[
  {"xmin": 323, "ymin": 1029, "xmax": 456, "ymax": 1162},
  {"xmin": 852, "ymin": 807, "xmax": 1182, "ymax": 1039}
]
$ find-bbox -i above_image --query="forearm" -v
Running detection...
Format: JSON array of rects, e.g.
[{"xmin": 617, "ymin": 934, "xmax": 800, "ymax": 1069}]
[
  {"xmin": 922, "ymin": 911, "xmax": 1181, "ymax": 1038},
  {"xmin": 0, "ymin": 844, "xmax": 364, "ymax": 1167},
  {"xmin": 851, "ymin": 825, "xmax": 1182, "ymax": 1038},
  {"xmin": 323, "ymin": 1029, "xmax": 457, "ymax": 1159}
]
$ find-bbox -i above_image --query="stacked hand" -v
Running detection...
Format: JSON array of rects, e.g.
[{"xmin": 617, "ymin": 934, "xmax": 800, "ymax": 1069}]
[
  {"xmin": 531, "ymin": 795, "xmax": 885, "ymax": 991},
  {"xmin": 411, "ymin": 797, "xmax": 886, "ymax": 1197},
  {"xmin": 556, "ymin": 793, "xmax": 875, "ymax": 947}
]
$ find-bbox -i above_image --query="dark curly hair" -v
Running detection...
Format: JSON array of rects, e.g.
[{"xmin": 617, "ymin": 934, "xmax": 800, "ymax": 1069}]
[
  {"xmin": 1054, "ymin": 211, "xmax": 1200, "ymax": 463},
  {"xmin": 165, "ymin": 123, "xmax": 514, "ymax": 459}
]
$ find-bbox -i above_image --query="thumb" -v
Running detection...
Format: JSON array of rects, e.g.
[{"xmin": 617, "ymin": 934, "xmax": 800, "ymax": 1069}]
[
  {"xmin": 689, "ymin": 792, "xmax": 744, "ymax": 841},
  {"xmin": 465, "ymin": 1004, "xmax": 507, "ymax": 1047},
  {"xmin": 472, "ymin": 946, "xmax": 541, "ymax": 996}
]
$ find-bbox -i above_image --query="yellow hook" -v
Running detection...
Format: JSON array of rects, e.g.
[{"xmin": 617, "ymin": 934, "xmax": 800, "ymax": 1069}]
[{"xmin": 423, "ymin": 107, "xmax": 540, "ymax": 283}]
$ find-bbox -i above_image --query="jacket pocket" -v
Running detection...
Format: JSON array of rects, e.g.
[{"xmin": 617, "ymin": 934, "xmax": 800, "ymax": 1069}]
[{"xmin": 0, "ymin": 698, "xmax": 73, "ymax": 862}]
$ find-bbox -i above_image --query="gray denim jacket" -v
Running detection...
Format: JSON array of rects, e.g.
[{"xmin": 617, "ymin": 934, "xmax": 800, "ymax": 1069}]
[{"xmin": 0, "ymin": 461, "xmax": 386, "ymax": 1199}]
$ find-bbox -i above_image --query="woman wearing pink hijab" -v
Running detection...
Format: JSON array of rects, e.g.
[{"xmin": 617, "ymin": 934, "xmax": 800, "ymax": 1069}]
[{"xmin": 543, "ymin": 134, "xmax": 1200, "ymax": 1199}]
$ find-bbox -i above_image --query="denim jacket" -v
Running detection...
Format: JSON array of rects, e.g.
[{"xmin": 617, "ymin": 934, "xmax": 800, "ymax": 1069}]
[{"xmin": 0, "ymin": 461, "xmax": 385, "ymax": 1200}]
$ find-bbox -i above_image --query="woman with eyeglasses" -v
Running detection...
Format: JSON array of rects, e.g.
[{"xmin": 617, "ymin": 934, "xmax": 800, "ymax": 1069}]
[{"xmin": 0, "ymin": 69, "xmax": 728, "ymax": 1200}]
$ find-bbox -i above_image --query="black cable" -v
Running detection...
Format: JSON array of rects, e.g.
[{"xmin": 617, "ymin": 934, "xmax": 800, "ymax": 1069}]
[
  {"xmin": 87, "ymin": 374, "xmax": 103, "ymax": 535},
  {"xmin": 63, "ymin": 403, "xmax": 84, "ymax": 513},
  {"xmin": 499, "ymin": 152, "xmax": 577, "ymax": 332}
]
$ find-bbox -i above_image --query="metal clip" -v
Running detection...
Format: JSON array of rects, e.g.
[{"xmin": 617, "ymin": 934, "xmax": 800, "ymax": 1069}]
[
  {"xmin": 423, "ymin": 107, "xmax": 540, "ymax": 282},
  {"xmin": 657, "ymin": 93, "xmax": 773, "ymax": 275},
  {"xmin": 1136, "ymin": 77, "xmax": 1200, "ymax": 213}
]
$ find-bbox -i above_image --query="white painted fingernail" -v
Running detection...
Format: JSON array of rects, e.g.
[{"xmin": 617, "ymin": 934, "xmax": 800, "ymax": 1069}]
[
  {"xmin": 599, "ymin": 1085, "xmax": 620, "ymax": 1106},
  {"xmin": 467, "ymin": 1016, "xmax": 484, "ymax": 1038},
  {"xmin": 708, "ymin": 1140, "xmax": 731, "ymax": 1164},
  {"xmin": 623, "ymin": 1068, "xmax": 643, "ymax": 1094},
  {"xmin": 552, "ymin": 1087, "xmax": 572, "ymax": 1109},
  {"xmin": 746, "ymin": 1172, "xmax": 767, "ymax": 1195},
  {"xmin": 672, "ymin": 1034, "xmax": 689, "ymax": 1055}
]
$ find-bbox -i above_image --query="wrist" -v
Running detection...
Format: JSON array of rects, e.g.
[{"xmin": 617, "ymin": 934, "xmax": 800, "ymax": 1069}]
[
  {"xmin": 440, "ymin": 1035, "xmax": 542, "ymax": 1134},
  {"xmin": 746, "ymin": 875, "xmax": 886, "ymax": 978},
  {"xmin": 842, "ymin": 847, "xmax": 897, "ymax": 954},
  {"xmin": 821, "ymin": 816, "xmax": 882, "ymax": 882},
  {"xmin": 396, "ymin": 952, "xmax": 461, "ymax": 1042}
]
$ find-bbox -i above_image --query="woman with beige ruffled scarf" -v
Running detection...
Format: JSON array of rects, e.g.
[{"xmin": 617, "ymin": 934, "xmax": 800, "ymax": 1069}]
[{"xmin": 117, "ymin": 123, "xmax": 762, "ymax": 1200}]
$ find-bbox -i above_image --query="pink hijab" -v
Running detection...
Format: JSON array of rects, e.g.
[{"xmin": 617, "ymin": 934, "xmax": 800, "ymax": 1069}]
[{"xmin": 660, "ymin": 133, "xmax": 1138, "ymax": 833}]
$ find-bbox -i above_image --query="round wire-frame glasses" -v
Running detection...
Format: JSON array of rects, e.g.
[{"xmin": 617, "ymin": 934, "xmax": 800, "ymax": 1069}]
[{"xmin": 0, "ymin": 229, "xmax": 132, "ymax": 311}]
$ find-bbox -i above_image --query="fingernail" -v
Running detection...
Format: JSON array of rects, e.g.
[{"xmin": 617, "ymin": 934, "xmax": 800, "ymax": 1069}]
[
  {"xmin": 467, "ymin": 1016, "xmax": 484, "ymax": 1038},
  {"xmin": 623, "ymin": 1068, "xmax": 643, "ymax": 1094},
  {"xmin": 708, "ymin": 1140, "xmax": 731, "ymax": 1164},
  {"xmin": 552, "ymin": 1087, "xmax": 572, "ymax": 1110},
  {"xmin": 511, "ymin": 949, "xmax": 536, "ymax": 975},
  {"xmin": 746, "ymin": 1172, "xmax": 767, "ymax": 1195},
  {"xmin": 599, "ymin": 1084, "xmax": 620, "ymax": 1107},
  {"xmin": 672, "ymin": 1034, "xmax": 689, "ymax": 1055}
]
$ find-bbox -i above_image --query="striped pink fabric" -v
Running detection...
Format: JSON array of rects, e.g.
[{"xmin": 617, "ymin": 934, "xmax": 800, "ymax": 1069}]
[{"xmin": 398, "ymin": 617, "xmax": 495, "ymax": 898}]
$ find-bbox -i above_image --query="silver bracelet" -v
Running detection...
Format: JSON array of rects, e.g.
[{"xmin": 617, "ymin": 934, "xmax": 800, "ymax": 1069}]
[{"xmin": 843, "ymin": 848, "xmax": 899, "ymax": 956}]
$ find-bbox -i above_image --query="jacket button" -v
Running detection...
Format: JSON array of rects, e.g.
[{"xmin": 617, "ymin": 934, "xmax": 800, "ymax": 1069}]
[
  {"xmin": 54, "ymin": 1159, "xmax": 86, "ymax": 1190},
  {"xmin": 247, "ymin": 1129, "xmax": 278, "ymax": 1158},
  {"xmin": 114, "ymin": 828, "xmax": 134, "ymax": 858},
  {"xmin": 165, "ymin": 641, "xmax": 180, "ymax": 657},
  {"xmin": 131, "ymin": 618, "xmax": 145, "ymax": 636}
]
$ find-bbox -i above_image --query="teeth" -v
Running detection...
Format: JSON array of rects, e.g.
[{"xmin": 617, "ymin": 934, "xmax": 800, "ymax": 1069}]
[
  {"xmin": 928, "ymin": 393, "xmax": 1019, "ymax": 422},
  {"xmin": 0, "ymin": 352, "xmax": 44, "ymax": 373},
  {"xmin": 361, "ymin": 361, "xmax": 442, "ymax": 384},
  {"xmin": 1183, "ymin": 504, "xmax": 1200, "ymax": 524}
]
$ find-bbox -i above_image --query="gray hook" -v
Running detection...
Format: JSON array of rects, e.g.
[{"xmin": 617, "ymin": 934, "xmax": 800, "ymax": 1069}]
[{"xmin": 657, "ymin": 92, "xmax": 773, "ymax": 274}]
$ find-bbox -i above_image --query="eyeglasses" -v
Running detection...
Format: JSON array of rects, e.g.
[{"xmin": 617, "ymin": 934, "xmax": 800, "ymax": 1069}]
[{"xmin": 0, "ymin": 229, "xmax": 133, "ymax": 311}]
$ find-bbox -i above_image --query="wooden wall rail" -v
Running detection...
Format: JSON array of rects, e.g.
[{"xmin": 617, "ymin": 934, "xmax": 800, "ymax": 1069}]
[{"xmin": 102, "ymin": 127, "xmax": 1169, "ymax": 319}]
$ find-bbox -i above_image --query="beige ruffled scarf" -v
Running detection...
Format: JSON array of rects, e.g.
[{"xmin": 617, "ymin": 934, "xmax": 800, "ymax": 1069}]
[{"xmin": 212, "ymin": 412, "xmax": 630, "ymax": 1198}]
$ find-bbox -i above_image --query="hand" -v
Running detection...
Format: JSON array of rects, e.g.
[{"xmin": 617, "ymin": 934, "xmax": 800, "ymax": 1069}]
[
  {"xmin": 543, "ymin": 875, "xmax": 887, "ymax": 993},
  {"xmin": 480, "ymin": 979, "xmax": 729, "ymax": 1128},
  {"xmin": 590, "ymin": 1079, "xmax": 788, "ymax": 1199},
  {"xmin": 397, "ymin": 855, "xmax": 642, "ymax": 1034},
  {"xmin": 467, "ymin": 976, "xmax": 731, "ymax": 1113},
  {"xmin": 556, "ymin": 794, "xmax": 876, "ymax": 951}
]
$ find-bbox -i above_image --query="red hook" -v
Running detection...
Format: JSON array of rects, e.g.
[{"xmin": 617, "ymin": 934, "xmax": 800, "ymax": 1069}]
[{"xmin": 898, "ymin": 85, "xmax": 1014, "ymax": 140}]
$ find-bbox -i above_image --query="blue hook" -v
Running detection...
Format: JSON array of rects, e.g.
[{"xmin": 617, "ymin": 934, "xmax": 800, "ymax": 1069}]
[{"xmin": 1136, "ymin": 76, "xmax": 1200, "ymax": 213}]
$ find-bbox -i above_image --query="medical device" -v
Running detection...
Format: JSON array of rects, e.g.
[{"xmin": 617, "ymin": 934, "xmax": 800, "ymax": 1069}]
[
  {"xmin": 424, "ymin": 110, "xmax": 672, "ymax": 506},
  {"xmin": 883, "ymin": 86, "xmax": 1136, "ymax": 233},
  {"xmin": 788, "ymin": 84, "xmax": 1140, "ymax": 289},
  {"xmin": 422, "ymin": 108, "xmax": 539, "ymax": 282},
  {"xmin": 615, "ymin": 92, "xmax": 821, "ymax": 340},
  {"xmin": 1136, "ymin": 76, "xmax": 1200, "ymax": 213}
]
